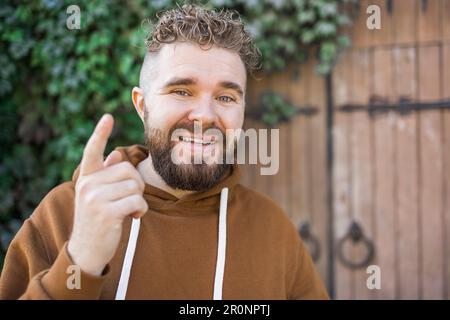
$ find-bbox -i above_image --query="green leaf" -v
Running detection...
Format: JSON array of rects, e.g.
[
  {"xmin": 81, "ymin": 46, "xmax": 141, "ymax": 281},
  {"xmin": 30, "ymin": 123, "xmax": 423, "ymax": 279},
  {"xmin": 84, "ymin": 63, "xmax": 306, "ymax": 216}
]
[
  {"xmin": 301, "ymin": 30, "xmax": 315, "ymax": 44},
  {"xmin": 297, "ymin": 10, "xmax": 315, "ymax": 24}
]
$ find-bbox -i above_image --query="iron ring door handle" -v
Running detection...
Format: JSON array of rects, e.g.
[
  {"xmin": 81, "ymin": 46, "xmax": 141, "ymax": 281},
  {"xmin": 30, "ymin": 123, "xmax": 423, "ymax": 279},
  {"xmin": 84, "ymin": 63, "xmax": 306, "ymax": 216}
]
[
  {"xmin": 298, "ymin": 222, "xmax": 321, "ymax": 262},
  {"xmin": 336, "ymin": 221, "xmax": 375, "ymax": 269}
]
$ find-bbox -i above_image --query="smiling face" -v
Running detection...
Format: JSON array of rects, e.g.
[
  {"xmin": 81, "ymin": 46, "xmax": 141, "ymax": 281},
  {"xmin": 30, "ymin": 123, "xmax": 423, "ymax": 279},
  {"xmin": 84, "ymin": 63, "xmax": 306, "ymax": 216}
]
[{"xmin": 132, "ymin": 42, "xmax": 247, "ymax": 191}]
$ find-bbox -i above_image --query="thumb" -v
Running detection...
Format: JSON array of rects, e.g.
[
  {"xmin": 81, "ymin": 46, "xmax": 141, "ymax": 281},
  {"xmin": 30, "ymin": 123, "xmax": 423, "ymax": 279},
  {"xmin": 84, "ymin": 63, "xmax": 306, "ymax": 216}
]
[{"xmin": 103, "ymin": 150, "xmax": 122, "ymax": 167}]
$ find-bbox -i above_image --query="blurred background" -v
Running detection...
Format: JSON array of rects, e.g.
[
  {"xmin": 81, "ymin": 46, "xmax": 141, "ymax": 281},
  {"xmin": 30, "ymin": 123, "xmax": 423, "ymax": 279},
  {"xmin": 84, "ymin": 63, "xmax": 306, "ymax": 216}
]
[{"xmin": 1, "ymin": 0, "xmax": 449, "ymax": 299}]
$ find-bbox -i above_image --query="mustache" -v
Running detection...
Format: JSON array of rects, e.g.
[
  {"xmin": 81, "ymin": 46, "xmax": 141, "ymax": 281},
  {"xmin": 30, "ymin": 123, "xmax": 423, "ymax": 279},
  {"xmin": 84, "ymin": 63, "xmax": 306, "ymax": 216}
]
[{"xmin": 168, "ymin": 120, "xmax": 226, "ymax": 137}]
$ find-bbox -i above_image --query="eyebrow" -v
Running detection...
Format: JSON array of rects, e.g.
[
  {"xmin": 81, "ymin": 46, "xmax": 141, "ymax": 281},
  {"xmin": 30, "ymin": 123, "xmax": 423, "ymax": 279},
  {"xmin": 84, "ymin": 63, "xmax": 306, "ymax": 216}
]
[
  {"xmin": 162, "ymin": 77, "xmax": 196, "ymax": 88},
  {"xmin": 162, "ymin": 77, "xmax": 244, "ymax": 98},
  {"xmin": 219, "ymin": 81, "xmax": 244, "ymax": 98}
]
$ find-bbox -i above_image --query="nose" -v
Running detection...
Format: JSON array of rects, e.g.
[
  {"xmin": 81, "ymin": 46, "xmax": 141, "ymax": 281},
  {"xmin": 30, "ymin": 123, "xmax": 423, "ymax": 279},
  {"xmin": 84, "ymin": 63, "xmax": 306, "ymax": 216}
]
[{"xmin": 187, "ymin": 95, "xmax": 219, "ymax": 127}]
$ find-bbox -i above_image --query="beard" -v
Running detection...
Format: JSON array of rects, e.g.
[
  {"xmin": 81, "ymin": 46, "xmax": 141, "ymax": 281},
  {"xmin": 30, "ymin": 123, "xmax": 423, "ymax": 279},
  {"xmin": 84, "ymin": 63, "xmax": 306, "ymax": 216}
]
[{"xmin": 143, "ymin": 111, "xmax": 233, "ymax": 192}]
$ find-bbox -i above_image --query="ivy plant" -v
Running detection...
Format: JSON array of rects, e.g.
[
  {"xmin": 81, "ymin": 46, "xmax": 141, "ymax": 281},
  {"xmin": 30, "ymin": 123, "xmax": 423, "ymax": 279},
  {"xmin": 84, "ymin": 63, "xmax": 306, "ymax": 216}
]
[{"xmin": 260, "ymin": 92, "xmax": 297, "ymax": 126}]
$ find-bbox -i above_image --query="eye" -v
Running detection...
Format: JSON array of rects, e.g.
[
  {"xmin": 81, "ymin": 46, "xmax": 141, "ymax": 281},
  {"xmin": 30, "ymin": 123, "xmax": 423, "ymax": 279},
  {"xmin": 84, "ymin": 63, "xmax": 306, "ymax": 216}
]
[
  {"xmin": 172, "ymin": 90, "xmax": 190, "ymax": 97},
  {"xmin": 217, "ymin": 95, "xmax": 235, "ymax": 103}
]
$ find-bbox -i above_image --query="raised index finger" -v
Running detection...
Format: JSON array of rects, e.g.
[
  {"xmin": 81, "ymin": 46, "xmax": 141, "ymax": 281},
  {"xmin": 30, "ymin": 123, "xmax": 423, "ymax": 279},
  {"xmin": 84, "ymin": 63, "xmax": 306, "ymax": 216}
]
[{"xmin": 80, "ymin": 114, "xmax": 114, "ymax": 176}]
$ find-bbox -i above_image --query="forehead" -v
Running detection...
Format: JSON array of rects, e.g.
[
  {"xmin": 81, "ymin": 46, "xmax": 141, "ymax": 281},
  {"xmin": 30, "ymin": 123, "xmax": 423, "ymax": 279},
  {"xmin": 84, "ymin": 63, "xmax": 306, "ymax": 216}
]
[{"xmin": 155, "ymin": 42, "xmax": 247, "ymax": 89}]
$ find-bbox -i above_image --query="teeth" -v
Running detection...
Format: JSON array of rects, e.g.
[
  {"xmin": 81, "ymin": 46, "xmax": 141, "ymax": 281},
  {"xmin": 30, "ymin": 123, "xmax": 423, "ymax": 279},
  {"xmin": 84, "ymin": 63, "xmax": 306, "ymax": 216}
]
[{"xmin": 179, "ymin": 136, "xmax": 214, "ymax": 145}]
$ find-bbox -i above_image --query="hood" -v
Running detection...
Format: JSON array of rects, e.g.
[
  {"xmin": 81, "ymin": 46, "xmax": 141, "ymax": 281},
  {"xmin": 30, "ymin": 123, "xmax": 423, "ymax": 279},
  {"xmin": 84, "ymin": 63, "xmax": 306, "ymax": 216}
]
[{"xmin": 72, "ymin": 144, "xmax": 242, "ymax": 216}]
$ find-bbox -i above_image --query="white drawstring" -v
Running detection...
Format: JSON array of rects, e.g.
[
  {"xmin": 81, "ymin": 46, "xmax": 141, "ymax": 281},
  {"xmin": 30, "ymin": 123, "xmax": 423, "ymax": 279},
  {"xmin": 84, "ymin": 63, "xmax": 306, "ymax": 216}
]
[
  {"xmin": 115, "ymin": 217, "xmax": 141, "ymax": 300},
  {"xmin": 115, "ymin": 187, "xmax": 229, "ymax": 300},
  {"xmin": 213, "ymin": 187, "xmax": 228, "ymax": 300}
]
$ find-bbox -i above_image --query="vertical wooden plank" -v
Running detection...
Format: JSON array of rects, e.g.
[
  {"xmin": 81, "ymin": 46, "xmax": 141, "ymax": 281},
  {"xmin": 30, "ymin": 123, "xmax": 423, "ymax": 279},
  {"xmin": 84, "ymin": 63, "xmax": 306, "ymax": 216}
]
[
  {"xmin": 394, "ymin": 47, "xmax": 420, "ymax": 299},
  {"xmin": 308, "ymin": 60, "xmax": 329, "ymax": 287},
  {"xmin": 351, "ymin": 0, "xmax": 371, "ymax": 48},
  {"xmin": 392, "ymin": 0, "xmax": 417, "ymax": 45},
  {"xmin": 418, "ymin": 45, "xmax": 444, "ymax": 299},
  {"xmin": 242, "ymin": 77, "xmax": 260, "ymax": 189},
  {"xmin": 442, "ymin": 42, "xmax": 450, "ymax": 299},
  {"xmin": 350, "ymin": 49, "xmax": 374, "ymax": 300},
  {"xmin": 240, "ymin": 124, "xmax": 255, "ymax": 188},
  {"xmin": 417, "ymin": 0, "xmax": 441, "ymax": 43},
  {"xmin": 246, "ymin": 74, "xmax": 271, "ymax": 197},
  {"xmin": 372, "ymin": 47, "xmax": 397, "ymax": 299},
  {"xmin": 332, "ymin": 51, "xmax": 353, "ymax": 299},
  {"xmin": 443, "ymin": 0, "xmax": 450, "ymax": 40},
  {"xmin": 241, "ymin": 77, "xmax": 259, "ymax": 188},
  {"xmin": 330, "ymin": 2, "xmax": 354, "ymax": 262},
  {"xmin": 254, "ymin": 119, "xmax": 271, "ymax": 196},
  {"xmin": 288, "ymin": 60, "xmax": 329, "ymax": 284},
  {"xmin": 289, "ymin": 63, "xmax": 311, "ymax": 227},
  {"xmin": 268, "ymin": 71, "xmax": 291, "ymax": 215},
  {"xmin": 370, "ymin": 0, "xmax": 394, "ymax": 46}
]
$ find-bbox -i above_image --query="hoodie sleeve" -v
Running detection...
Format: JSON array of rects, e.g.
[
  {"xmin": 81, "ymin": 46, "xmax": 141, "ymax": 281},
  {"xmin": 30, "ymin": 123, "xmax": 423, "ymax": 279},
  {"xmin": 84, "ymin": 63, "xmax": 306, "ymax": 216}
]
[
  {"xmin": 0, "ymin": 183, "xmax": 109, "ymax": 300},
  {"xmin": 287, "ymin": 235, "xmax": 330, "ymax": 300}
]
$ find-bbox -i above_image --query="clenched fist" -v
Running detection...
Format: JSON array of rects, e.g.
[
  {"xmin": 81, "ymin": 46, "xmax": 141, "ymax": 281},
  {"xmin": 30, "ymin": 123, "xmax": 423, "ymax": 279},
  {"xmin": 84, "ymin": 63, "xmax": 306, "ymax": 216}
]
[{"xmin": 68, "ymin": 114, "xmax": 148, "ymax": 276}]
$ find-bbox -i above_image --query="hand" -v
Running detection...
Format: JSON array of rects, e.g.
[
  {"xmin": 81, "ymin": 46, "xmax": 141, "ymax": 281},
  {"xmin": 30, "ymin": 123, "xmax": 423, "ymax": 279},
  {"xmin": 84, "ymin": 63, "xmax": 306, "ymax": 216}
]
[{"xmin": 68, "ymin": 114, "xmax": 148, "ymax": 276}]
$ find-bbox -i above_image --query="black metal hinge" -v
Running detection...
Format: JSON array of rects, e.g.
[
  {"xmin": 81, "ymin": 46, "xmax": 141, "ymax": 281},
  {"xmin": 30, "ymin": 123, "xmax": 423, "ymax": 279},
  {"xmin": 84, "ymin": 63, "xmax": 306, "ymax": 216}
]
[{"xmin": 338, "ymin": 96, "xmax": 450, "ymax": 117}]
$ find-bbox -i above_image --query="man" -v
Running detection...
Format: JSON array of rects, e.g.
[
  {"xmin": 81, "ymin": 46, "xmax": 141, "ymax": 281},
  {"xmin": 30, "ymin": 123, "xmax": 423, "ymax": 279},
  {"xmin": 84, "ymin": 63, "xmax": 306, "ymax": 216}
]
[{"xmin": 0, "ymin": 4, "xmax": 328, "ymax": 300}]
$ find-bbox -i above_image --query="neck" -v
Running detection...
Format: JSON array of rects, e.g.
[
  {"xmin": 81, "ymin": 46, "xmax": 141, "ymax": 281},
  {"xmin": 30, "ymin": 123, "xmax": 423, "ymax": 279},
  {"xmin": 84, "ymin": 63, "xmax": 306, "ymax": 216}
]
[{"xmin": 137, "ymin": 156, "xmax": 196, "ymax": 199}]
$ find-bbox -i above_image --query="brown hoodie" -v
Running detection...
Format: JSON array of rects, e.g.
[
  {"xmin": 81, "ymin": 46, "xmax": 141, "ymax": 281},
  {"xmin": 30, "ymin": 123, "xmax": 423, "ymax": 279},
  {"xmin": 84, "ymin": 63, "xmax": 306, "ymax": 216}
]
[{"xmin": 0, "ymin": 144, "xmax": 329, "ymax": 300}]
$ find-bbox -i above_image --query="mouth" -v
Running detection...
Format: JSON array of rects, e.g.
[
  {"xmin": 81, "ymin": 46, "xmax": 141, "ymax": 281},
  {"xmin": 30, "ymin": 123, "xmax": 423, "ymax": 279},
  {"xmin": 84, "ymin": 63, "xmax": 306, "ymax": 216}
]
[{"xmin": 177, "ymin": 135, "xmax": 217, "ymax": 146}]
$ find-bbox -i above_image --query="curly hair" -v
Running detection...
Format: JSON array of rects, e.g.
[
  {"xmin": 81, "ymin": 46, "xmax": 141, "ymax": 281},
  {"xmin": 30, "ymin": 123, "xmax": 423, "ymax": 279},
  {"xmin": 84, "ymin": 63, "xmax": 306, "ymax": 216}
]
[{"xmin": 145, "ymin": 4, "xmax": 262, "ymax": 75}]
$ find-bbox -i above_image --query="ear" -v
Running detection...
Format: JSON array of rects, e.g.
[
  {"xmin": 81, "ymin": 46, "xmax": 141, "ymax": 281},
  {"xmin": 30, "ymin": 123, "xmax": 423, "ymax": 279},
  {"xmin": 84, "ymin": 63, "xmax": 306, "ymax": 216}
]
[{"xmin": 132, "ymin": 87, "xmax": 145, "ymax": 124}]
